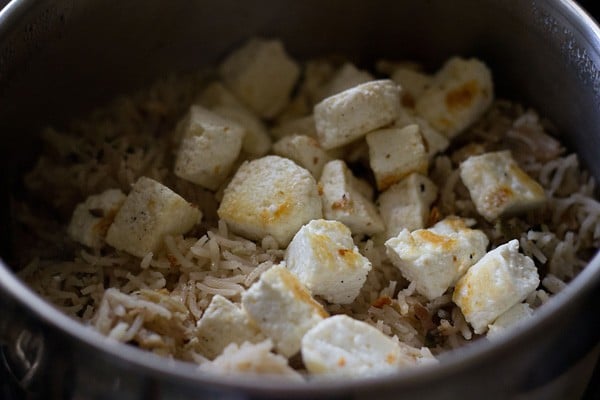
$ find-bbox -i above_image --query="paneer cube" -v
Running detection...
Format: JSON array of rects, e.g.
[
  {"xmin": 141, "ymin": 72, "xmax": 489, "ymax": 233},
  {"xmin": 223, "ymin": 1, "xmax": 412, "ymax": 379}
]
[
  {"xmin": 212, "ymin": 105, "xmax": 272, "ymax": 157},
  {"xmin": 314, "ymin": 80, "xmax": 401, "ymax": 150},
  {"xmin": 196, "ymin": 295, "xmax": 265, "ymax": 360},
  {"xmin": 285, "ymin": 219, "xmax": 372, "ymax": 304},
  {"xmin": 242, "ymin": 264, "xmax": 328, "ymax": 357},
  {"xmin": 377, "ymin": 173, "xmax": 438, "ymax": 239},
  {"xmin": 487, "ymin": 303, "xmax": 534, "ymax": 339},
  {"xmin": 459, "ymin": 151, "xmax": 546, "ymax": 221},
  {"xmin": 390, "ymin": 68, "xmax": 432, "ymax": 108},
  {"xmin": 316, "ymin": 63, "xmax": 374, "ymax": 101},
  {"xmin": 395, "ymin": 107, "xmax": 449, "ymax": 159},
  {"xmin": 415, "ymin": 57, "xmax": 493, "ymax": 138},
  {"xmin": 319, "ymin": 160, "xmax": 384, "ymax": 235},
  {"xmin": 366, "ymin": 124, "xmax": 429, "ymax": 191},
  {"xmin": 219, "ymin": 38, "xmax": 300, "ymax": 118},
  {"xmin": 272, "ymin": 135, "xmax": 332, "ymax": 178},
  {"xmin": 106, "ymin": 177, "xmax": 201, "ymax": 257},
  {"xmin": 301, "ymin": 315, "xmax": 436, "ymax": 378},
  {"xmin": 218, "ymin": 155, "xmax": 322, "ymax": 247},
  {"xmin": 271, "ymin": 115, "xmax": 317, "ymax": 140},
  {"xmin": 68, "ymin": 189, "xmax": 126, "ymax": 248},
  {"xmin": 199, "ymin": 340, "xmax": 303, "ymax": 381},
  {"xmin": 453, "ymin": 240, "xmax": 540, "ymax": 334},
  {"xmin": 198, "ymin": 82, "xmax": 271, "ymax": 157},
  {"xmin": 174, "ymin": 105, "xmax": 245, "ymax": 190},
  {"xmin": 385, "ymin": 217, "xmax": 489, "ymax": 300}
]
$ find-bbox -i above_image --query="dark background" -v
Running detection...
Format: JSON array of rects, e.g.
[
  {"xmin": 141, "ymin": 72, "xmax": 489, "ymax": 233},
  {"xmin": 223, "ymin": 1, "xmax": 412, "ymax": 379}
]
[{"xmin": 0, "ymin": 0, "xmax": 599, "ymax": 399}]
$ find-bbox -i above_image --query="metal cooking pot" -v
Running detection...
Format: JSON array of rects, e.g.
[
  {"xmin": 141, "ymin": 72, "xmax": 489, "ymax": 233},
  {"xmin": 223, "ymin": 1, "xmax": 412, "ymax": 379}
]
[{"xmin": 0, "ymin": 0, "xmax": 599, "ymax": 399}]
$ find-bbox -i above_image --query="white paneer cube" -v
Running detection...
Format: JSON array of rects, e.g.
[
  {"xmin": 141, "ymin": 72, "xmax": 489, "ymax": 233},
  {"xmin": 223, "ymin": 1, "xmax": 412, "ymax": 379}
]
[
  {"xmin": 415, "ymin": 57, "xmax": 493, "ymax": 138},
  {"xmin": 316, "ymin": 63, "xmax": 374, "ymax": 101},
  {"xmin": 196, "ymin": 295, "xmax": 265, "ymax": 360},
  {"xmin": 453, "ymin": 240, "xmax": 540, "ymax": 334},
  {"xmin": 242, "ymin": 264, "xmax": 328, "ymax": 357},
  {"xmin": 285, "ymin": 219, "xmax": 372, "ymax": 304},
  {"xmin": 487, "ymin": 303, "xmax": 534, "ymax": 339},
  {"xmin": 385, "ymin": 217, "xmax": 489, "ymax": 300},
  {"xmin": 199, "ymin": 340, "xmax": 303, "ymax": 381},
  {"xmin": 390, "ymin": 68, "xmax": 432, "ymax": 108},
  {"xmin": 459, "ymin": 151, "xmax": 546, "ymax": 221},
  {"xmin": 428, "ymin": 215, "xmax": 477, "ymax": 236},
  {"xmin": 314, "ymin": 80, "xmax": 401, "ymax": 150},
  {"xmin": 377, "ymin": 173, "xmax": 438, "ymax": 239},
  {"xmin": 211, "ymin": 105, "xmax": 271, "ymax": 157},
  {"xmin": 219, "ymin": 38, "xmax": 300, "ymax": 118},
  {"xmin": 218, "ymin": 155, "xmax": 322, "ymax": 247},
  {"xmin": 271, "ymin": 115, "xmax": 317, "ymax": 140},
  {"xmin": 319, "ymin": 160, "xmax": 384, "ymax": 236},
  {"xmin": 273, "ymin": 135, "xmax": 332, "ymax": 178},
  {"xmin": 106, "ymin": 177, "xmax": 201, "ymax": 257},
  {"xmin": 68, "ymin": 189, "xmax": 126, "ymax": 248},
  {"xmin": 174, "ymin": 105, "xmax": 245, "ymax": 190},
  {"xmin": 197, "ymin": 81, "xmax": 272, "ymax": 157},
  {"xmin": 301, "ymin": 315, "xmax": 436, "ymax": 378},
  {"xmin": 366, "ymin": 124, "xmax": 429, "ymax": 191},
  {"xmin": 395, "ymin": 107, "xmax": 449, "ymax": 159}
]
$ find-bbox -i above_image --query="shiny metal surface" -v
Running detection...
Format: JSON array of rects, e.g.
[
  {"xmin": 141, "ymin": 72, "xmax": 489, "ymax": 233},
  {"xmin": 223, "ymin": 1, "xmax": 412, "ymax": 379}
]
[{"xmin": 0, "ymin": 0, "xmax": 599, "ymax": 399}]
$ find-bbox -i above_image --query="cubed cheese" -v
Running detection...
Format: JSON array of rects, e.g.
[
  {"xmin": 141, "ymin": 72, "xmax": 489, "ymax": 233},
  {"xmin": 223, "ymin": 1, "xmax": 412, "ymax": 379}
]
[
  {"xmin": 395, "ymin": 107, "xmax": 449, "ymax": 159},
  {"xmin": 272, "ymin": 135, "xmax": 332, "ymax": 178},
  {"xmin": 173, "ymin": 105, "xmax": 245, "ymax": 190},
  {"xmin": 212, "ymin": 105, "xmax": 271, "ymax": 157},
  {"xmin": 198, "ymin": 81, "xmax": 272, "ymax": 157},
  {"xmin": 285, "ymin": 219, "xmax": 372, "ymax": 304},
  {"xmin": 377, "ymin": 173, "xmax": 438, "ymax": 239},
  {"xmin": 415, "ymin": 57, "xmax": 493, "ymax": 138},
  {"xmin": 218, "ymin": 155, "xmax": 322, "ymax": 247},
  {"xmin": 242, "ymin": 264, "xmax": 328, "ymax": 357},
  {"xmin": 314, "ymin": 80, "xmax": 401, "ymax": 150},
  {"xmin": 68, "ymin": 189, "xmax": 126, "ymax": 248},
  {"xmin": 219, "ymin": 38, "xmax": 300, "ymax": 118},
  {"xmin": 428, "ymin": 215, "xmax": 477, "ymax": 236},
  {"xmin": 453, "ymin": 239, "xmax": 540, "ymax": 334},
  {"xmin": 366, "ymin": 124, "xmax": 429, "ymax": 191},
  {"xmin": 459, "ymin": 151, "xmax": 546, "ymax": 221},
  {"xmin": 106, "ymin": 177, "xmax": 201, "ymax": 257},
  {"xmin": 301, "ymin": 315, "xmax": 436, "ymax": 378},
  {"xmin": 385, "ymin": 217, "xmax": 489, "ymax": 300},
  {"xmin": 199, "ymin": 340, "xmax": 303, "ymax": 381},
  {"xmin": 390, "ymin": 68, "xmax": 432, "ymax": 108},
  {"xmin": 316, "ymin": 63, "xmax": 374, "ymax": 101},
  {"xmin": 319, "ymin": 160, "xmax": 384, "ymax": 235},
  {"xmin": 196, "ymin": 295, "xmax": 265, "ymax": 360},
  {"xmin": 271, "ymin": 115, "xmax": 317, "ymax": 140},
  {"xmin": 487, "ymin": 303, "xmax": 534, "ymax": 339}
]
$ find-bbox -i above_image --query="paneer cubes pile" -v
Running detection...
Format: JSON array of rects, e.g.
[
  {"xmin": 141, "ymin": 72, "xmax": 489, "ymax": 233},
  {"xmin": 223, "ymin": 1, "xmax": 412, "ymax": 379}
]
[{"xmin": 67, "ymin": 38, "xmax": 551, "ymax": 379}]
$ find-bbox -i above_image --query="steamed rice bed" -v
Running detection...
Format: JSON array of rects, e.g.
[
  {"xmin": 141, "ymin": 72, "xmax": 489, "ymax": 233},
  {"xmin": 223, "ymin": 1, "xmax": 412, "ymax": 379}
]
[{"xmin": 12, "ymin": 38, "xmax": 600, "ymax": 379}]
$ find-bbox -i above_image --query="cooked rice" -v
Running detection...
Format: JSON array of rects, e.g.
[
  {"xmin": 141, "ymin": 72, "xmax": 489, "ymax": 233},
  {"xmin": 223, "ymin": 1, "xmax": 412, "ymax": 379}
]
[{"xmin": 10, "ymin": 59, "xmax": 600, "ymax": 376}]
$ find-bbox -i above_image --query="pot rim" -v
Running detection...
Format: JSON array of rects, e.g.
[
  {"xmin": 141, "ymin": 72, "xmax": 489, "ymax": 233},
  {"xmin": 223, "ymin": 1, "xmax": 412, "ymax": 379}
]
[{"xmin": 0, "ymin": 0, "xmax": 599, "ymax": 395}]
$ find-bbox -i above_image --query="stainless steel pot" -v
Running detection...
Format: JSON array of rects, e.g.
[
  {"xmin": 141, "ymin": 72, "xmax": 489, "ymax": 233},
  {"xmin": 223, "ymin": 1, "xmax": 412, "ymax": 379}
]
[{"xmin": 0, "ymin": 0, "xmax": 599, "ymax": 399}]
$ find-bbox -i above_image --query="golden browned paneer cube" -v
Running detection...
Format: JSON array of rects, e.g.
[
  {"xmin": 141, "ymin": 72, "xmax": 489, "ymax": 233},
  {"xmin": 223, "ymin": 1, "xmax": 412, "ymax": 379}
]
[{"xmin": 106, "ymin": 177, "xmax": 201, "ymax": 257}]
